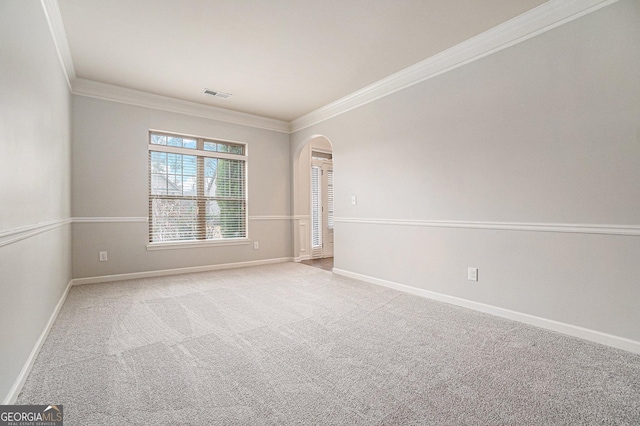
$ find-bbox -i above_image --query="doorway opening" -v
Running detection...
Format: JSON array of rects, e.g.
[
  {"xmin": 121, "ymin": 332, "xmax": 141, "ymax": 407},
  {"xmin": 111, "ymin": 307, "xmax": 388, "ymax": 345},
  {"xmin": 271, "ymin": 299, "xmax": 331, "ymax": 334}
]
[{"xmin": 292, "ymin": 135, "xmax": 334, "ymax": 270}]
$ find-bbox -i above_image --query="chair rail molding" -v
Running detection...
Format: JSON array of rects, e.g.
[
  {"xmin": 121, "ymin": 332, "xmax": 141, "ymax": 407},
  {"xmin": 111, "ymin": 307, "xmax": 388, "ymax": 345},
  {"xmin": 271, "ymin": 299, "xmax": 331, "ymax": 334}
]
[
  {"xmin": 73, "ymin": 217, "xmax": 148, "ymax": 223},
  {"xmin": 334, "ymin": 217, "xmax": 640, "ymax": 237},
  {"xmin": 0, "ymin": 219, "xmax": 72, "ymax": 248}
]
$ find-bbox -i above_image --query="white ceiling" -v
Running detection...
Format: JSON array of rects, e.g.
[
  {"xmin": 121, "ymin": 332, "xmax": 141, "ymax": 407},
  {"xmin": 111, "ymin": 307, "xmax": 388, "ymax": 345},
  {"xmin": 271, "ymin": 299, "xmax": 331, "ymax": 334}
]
[{"xmin": 57, "ymin": 0, "xmax": 548, "ymax": 122}]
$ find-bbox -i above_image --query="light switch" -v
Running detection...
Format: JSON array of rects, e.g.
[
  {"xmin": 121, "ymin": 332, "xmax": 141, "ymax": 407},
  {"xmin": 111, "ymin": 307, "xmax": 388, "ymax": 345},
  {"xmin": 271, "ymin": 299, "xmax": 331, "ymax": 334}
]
[{"xmin": 468, "ymin": 267, "xmax": 478, "ymax": 281}]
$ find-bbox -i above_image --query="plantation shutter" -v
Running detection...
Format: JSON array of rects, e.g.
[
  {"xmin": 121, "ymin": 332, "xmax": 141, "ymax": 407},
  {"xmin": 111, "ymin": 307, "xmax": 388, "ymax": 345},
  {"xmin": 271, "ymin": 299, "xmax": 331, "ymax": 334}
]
[
  {"xmin": 311, "ymin": 165, "xmax": 322, "ymax": 257},
  {"xmin": 327, "ymin": 169, "xmax": 334, "ymax": 230}
]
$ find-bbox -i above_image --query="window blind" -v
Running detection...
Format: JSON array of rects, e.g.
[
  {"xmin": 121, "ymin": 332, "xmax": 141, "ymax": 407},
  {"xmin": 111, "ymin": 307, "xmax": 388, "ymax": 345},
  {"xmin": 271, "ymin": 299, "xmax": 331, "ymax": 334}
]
[
  {"xmin": 327, "ymin": 169, "xmax": 334, "ymax": 230},
  {"xmin": 148, "ymin": 132, "xmax": 247, "ymax": 243}
]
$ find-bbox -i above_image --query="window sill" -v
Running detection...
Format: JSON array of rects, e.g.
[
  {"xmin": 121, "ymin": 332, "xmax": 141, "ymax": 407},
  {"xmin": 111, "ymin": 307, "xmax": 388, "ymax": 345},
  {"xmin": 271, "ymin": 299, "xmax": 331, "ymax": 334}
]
[{"xmin": 147, "ymin": 239, "xmax": 251, "ymax": 251}]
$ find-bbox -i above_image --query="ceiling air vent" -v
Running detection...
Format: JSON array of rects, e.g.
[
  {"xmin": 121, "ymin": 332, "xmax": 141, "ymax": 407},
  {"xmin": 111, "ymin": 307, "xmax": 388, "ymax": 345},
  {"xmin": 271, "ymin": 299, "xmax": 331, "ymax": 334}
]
[{"xmin": 203, "ymin": 89, "xmax": 232, "ymax": 99}]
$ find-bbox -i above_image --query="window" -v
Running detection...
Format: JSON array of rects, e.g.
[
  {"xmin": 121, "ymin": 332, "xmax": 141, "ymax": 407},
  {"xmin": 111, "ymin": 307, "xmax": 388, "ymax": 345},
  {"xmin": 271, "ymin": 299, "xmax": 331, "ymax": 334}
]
[
  {"xmin": 148, "ymin": 131, "xmax": 247, "ymax": 244},
  {"xmin": 312, "ymin": 151, "xmax": 332, "ymax": 161}
]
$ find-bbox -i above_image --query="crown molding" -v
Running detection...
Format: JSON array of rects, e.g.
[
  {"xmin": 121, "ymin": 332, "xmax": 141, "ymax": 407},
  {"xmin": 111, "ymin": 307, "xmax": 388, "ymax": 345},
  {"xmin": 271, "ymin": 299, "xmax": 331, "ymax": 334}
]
[
  {"xmin": 71, "ymin": 78, "xmax": 291, "ymax": 133},
  {"xmin": 290, "ymin": 0, "xmax": 619, "ymax": 133},
  {"xmin": 41, "ymin": 0, "xmax": 76, "ymax": 90},
  {"xmin": 40, "ymin": 1, "xmax": 289, "ymax": 133},
  {"xmin": 42, "ymin": 0, "xmax": 617, "ymax": 135}
]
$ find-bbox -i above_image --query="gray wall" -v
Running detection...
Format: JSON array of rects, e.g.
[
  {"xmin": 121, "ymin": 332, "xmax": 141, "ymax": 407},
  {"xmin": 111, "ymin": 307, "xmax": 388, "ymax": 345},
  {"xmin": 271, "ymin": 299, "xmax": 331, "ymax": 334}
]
[
  {"xmin": 0, "ymin": 1, "xmax": 72, "ymax": 401},
  {"xmin": 1, "ymin": 0, "xmax": 638, "ymax": 404},
  {"xmin": 72, "ymin": 96, "xmax": 291, "ymax": 278},
  {"xmin": 291, "ymin": 0, "xmax": 640, "ymax": 341}
]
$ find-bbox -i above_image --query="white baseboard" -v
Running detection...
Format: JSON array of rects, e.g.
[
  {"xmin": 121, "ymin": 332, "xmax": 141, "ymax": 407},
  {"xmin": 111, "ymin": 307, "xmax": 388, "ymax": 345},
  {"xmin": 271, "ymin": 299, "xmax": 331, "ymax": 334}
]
[
  {"xmin": 294, "ymin": 255, "xmax": 311, "ymax": 263},
  {"xmin": 333, "ymin": 268, "xmax": 640, "ymax": 355},
  {"xmin": 71, "ymin": 257, "xmax": 293, "ymax": 286},
  {"xmin": 2, "ymin": 280, "xmax": 73, "ymax": 405},
  {"xmin": 3, "ymin": 257, "xmax": 293, "ymax": 403},
  {"xmin": 10, "ymin": 260, "xmax": 635, "ymax": 406}
]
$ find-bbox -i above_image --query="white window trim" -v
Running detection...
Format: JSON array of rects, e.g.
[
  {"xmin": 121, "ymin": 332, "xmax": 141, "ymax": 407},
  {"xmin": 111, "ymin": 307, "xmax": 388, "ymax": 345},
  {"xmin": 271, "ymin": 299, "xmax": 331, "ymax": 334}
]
[
  {"xmin": 147, "ymin": 144, "xmax": 249, "ymax": 161},
  {"xmin": 148, "ymin": 131, "xmax": 249, "ymax": 245},
  {"xmin": 146, "ymin": 238, "xmax": 251, "ymax": 251}
]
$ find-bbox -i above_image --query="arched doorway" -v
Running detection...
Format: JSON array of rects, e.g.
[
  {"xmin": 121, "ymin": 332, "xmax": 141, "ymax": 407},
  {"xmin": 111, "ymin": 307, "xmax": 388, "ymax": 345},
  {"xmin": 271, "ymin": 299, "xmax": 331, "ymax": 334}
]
[{"xmin": 292, "ymin": 135, "xmax": 334, "ymax": 268}]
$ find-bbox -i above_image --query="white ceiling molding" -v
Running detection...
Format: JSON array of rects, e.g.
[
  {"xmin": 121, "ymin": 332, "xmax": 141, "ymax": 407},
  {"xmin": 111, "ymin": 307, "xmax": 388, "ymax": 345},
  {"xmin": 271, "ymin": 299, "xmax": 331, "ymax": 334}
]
[
  {"xmin": 40, "ymin": 0, "xmax": 290, "ymax": 133},
  {"xmin": 41, "ymin": 0, "xmax": 76, "ymax": 90},
  {"xmin": 42, "ymin": 0, "xmax": 617, "ymax": 134},
  {"xmin": 290, "ymin": 0, "xmax": 619, "ymax": 133},
  {"xmin": 72, "ymin": 78, "xmax": 291, "ymax": 133}
]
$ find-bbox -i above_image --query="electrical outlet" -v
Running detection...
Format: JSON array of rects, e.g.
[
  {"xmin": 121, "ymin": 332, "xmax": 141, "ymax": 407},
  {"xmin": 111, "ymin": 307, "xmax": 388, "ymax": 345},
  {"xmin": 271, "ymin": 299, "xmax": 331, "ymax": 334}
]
[
  {"xmin": 467, "ymin": 267, "xmax": 478, "ymax": 281},
  {"xmin": 351, "ymin": 195, "xmax": 357, "ymax": 205},
  {"xmin": 99, "ymin": 251, "xmax": 108, "ymax": 262},
  {"xmin": 253, "ymin": 241, "xmax": 259, "ymax": 250}
]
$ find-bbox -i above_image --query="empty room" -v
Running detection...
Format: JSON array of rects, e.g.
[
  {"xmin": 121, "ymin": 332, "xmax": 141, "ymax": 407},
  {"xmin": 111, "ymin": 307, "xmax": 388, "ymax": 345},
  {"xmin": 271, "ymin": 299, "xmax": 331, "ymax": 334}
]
[{"xmin": 1, "ymin": 0, "xmax": 639, "ymax": 424}]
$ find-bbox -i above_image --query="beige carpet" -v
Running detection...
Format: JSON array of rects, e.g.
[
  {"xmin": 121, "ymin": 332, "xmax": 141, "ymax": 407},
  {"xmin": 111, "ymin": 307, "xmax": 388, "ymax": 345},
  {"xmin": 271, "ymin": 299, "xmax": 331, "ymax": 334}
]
[{"xmin": 17, "ymin": 262, "xmax": 640, "ymax": 425}]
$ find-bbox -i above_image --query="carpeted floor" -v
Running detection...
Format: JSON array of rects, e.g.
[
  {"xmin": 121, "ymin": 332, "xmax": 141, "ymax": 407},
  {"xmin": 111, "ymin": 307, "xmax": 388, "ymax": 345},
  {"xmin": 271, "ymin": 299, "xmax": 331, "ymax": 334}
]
[{"xmin": 17, "ymin": 262, "xmax": 640, "ymax": 425}]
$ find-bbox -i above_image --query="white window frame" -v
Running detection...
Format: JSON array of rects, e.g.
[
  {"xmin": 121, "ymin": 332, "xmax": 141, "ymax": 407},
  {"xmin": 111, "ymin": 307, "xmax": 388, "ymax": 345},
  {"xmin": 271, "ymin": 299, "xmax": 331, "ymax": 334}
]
[{"xmin": 147, "ymin": 130, "xmax": 249, "ymax": 250}]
